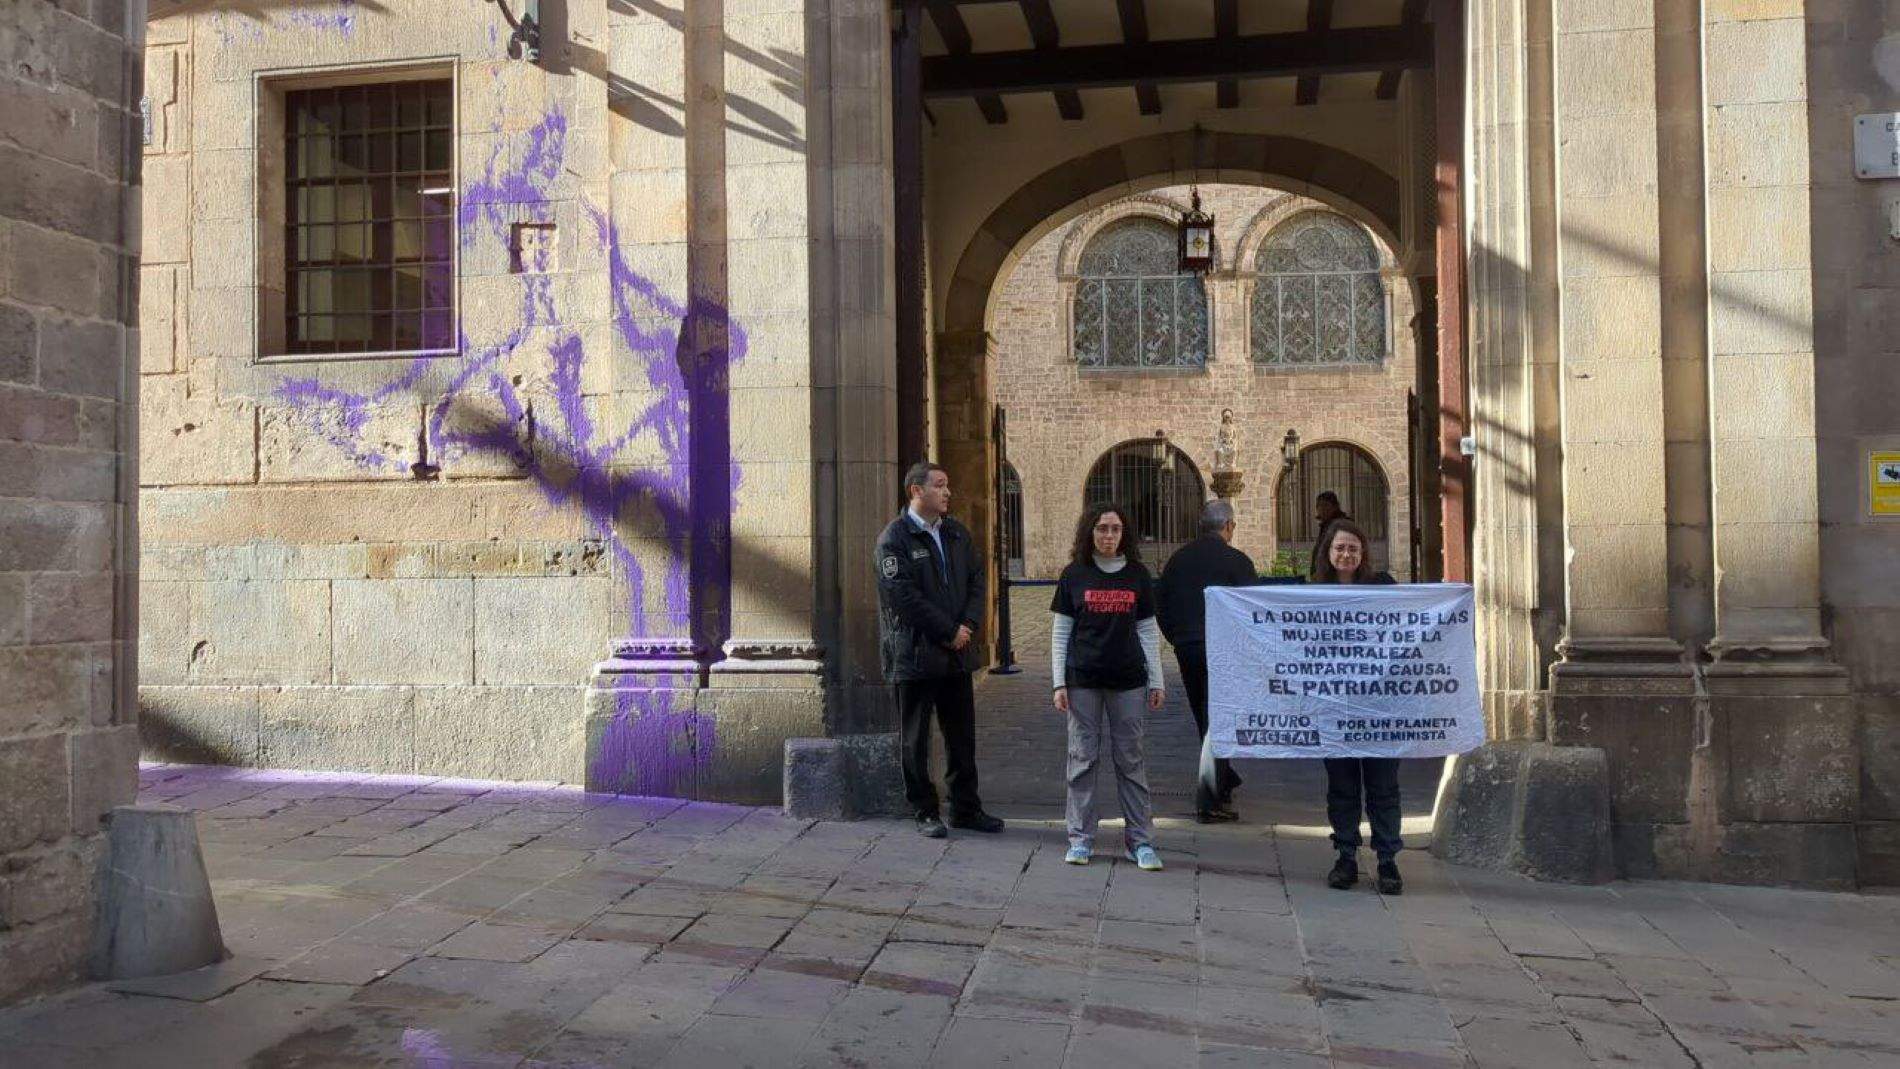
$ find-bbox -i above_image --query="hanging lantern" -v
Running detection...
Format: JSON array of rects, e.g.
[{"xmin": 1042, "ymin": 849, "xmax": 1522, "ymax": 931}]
[
  {"xmin": 1281, "ymin": 428, "xmax": 1302, "ymax": 471},
  {"xmin": 1177, "ymin": 187, "xmax": 1215, "ymax": 274}
]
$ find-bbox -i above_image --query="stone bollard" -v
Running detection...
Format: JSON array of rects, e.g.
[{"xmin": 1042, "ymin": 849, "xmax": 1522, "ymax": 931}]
[
  {"xmin": 783, "ymin": 734, "xmax": 906, "ymax": 819},
  {"xmin": 90, "ymin": 805, "xmax": 226, "ymax": 980},
  {"xmin": 1431, "ymin": 741, "xmax": 1615, "ymax": 884}
]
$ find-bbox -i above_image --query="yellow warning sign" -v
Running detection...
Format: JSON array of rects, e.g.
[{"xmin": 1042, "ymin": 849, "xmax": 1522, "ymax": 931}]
[{"xmin": 1874, "ymin": 452, "xmax": 1900, "ymax": 517}]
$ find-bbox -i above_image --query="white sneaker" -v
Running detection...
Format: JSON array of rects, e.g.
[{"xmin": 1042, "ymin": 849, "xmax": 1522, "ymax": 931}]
[
  {"xmin": 1128, "ymin": 845, "xmax": 1163, "ymax": 871},
  {"xmin": 1064, "ymin": 844, "xmax": 1091, "ymax": 865}
]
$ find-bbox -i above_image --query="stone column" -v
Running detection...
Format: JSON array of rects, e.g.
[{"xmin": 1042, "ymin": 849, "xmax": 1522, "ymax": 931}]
[
  {"xmin": 1692, "ymin": 3, "xmax": 1855, "ymax": 885},
  {"xmin": 1464, "ymin": 0, "xmax": 1548, "ymax": 739},
  {"xmin": 0, "ymin": 0, "xmax": 146, "ymax": 1004}
]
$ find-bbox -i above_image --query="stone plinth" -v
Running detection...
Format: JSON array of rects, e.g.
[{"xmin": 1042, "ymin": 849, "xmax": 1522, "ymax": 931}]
[
  {"xmin": 1210, "ymin": 470, "xmax": 1246, "ymax": 501},
  {"xmin": 90, "ymin": 806, "xmax": 226, "ymax": 981}
]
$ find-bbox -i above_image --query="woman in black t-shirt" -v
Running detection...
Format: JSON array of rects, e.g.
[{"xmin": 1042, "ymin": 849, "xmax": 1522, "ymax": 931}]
[
  {"xmin": 1050, "ymin": 503, "xmax": 1166, "ymax": 871},
  {"xmin": 1312, "ymin": 519, "xmax": 1405, "ymax": 896}
]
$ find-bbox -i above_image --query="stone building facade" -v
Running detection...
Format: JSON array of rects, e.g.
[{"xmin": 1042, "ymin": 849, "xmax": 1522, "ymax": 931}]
[
  {"xmin": 0, "ymin": 0, "xmax": 1870, "ymax": 905},
  {"xmin": 1, "ymin": 1, "xmax": 145, "ymax": 1004},
  {"xmin": 990, "ymin": 183, "xmax": 1415, "ymax": 580}
]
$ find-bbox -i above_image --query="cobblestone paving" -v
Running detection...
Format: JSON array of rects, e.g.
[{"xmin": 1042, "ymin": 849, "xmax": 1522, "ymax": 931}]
[{"xmin": 3, "ymin": 762, "xmax": 1898, "ymax": 1068}]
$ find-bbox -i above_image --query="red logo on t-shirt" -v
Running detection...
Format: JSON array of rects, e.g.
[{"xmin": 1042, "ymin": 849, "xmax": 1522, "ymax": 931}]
[{"xmin": 1082, "ymin": 589, "xmax": 1137, "ymax": 614}]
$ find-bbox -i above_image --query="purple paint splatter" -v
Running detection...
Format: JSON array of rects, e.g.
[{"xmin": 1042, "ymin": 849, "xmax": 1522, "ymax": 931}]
[
  {"xmin": 284, "ymin": 0, "xmax": 358, "ymax": 36},
  {"xmin": 274, "ymin": 108, "xmax": 744, "ymax": 791}
]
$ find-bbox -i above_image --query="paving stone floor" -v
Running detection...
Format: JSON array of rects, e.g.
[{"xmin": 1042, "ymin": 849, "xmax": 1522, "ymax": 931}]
[{"xmin": 2, "ymin": 759, "xmax": 1898, "ymax": 1068}]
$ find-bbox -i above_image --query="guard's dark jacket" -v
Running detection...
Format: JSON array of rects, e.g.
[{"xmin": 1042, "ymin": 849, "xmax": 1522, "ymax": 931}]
[
  {"xmin": 876, "ymin": 511, "xmax": 985, "ymax": 682},
  {"xmin": 1156, "ymin": 535, "xmax": 1258, "ymax": 648}
]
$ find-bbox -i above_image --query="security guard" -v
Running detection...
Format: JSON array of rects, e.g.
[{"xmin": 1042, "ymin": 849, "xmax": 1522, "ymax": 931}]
[{"xmin": 876, "ymin": 462, "xmax": 1005, "ymax": 838}]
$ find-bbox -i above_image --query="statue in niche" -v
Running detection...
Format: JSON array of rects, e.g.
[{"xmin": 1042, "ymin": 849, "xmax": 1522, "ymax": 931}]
[{"xmin": 1212, "ymin": 408, "xmax": 1238, "ymax": 474}]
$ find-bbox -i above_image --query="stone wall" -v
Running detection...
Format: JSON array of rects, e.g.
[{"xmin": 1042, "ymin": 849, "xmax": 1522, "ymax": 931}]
[
  {"xmin": 1808, "ymin": 4, "xmax": 1900, "ymax": 885},
  {"xmin": 1, "ymin": 0, "xmax": 144, "ymax": 1005},
  {"xmin": 990, "ymin": 184, "xmax": 1415, "ymax": 581},
  {"xmin": 134, "ymin": 2, "xmax": 888, "ymax": 800}
]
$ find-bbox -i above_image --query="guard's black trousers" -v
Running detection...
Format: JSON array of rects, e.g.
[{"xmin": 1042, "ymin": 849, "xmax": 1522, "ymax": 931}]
[
  {"xmin": 1324, "ymin": 757, "xmax": 1403, "ymax": 858},
  {"xmin": 1175, "ymin": 643, "xmax": 1242, "ymax": 812},
  {"xmin": 897, "ymin": 673, "xmax": 982, "ymax": 821}
]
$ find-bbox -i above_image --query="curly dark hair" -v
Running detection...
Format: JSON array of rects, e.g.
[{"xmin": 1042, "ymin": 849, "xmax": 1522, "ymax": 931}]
[
  {"xmin": 1311, "ymin": 518, "xmax": 1377, "ymax": 584},
  {"xmin": 1070, "ymin": 502, "xmax": 1142, "ymax": 566}
]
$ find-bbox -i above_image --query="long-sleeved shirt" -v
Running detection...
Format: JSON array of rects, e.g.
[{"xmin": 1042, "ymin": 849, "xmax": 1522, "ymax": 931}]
[{"xmin": 1050, "ymin": 554, "xmax": 1164, "ymax": 693}]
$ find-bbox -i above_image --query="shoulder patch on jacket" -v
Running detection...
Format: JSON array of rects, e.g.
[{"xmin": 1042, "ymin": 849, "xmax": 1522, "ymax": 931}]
[{"xmin": 880, "ymin": 554, "xmax": 901, "ymax": 579}]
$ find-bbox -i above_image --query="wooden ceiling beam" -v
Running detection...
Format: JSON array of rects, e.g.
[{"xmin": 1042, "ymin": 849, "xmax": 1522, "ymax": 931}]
[
  {"xmin": 924, "ymin": 0, "xmax": 1008, "ymax": 123},
  {"xmin": 1294, "ymin": 0, "xmax": 1334, "ymax": 105},
  {"xmin": 1018, "ymin": 0, "xmax": 1083, "ymax": 119},
  {"xmin": 1376, "ymin": 0, "xmax": 1429, "ymax": 99},
  {"xmin": 1214, "ymin": 0, "xmax": 1239, "ymax": 108},
  {"xmin": 921, "ymin": 23, "xmax": 1433, "ymax": 98},
  {"xmin": 1115, "ymin": 0, "xmax": 1160, "ymax": 114}
]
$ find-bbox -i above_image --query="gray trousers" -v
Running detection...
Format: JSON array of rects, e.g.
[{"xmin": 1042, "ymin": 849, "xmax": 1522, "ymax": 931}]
[{"xmin": 1065, "ymin": 686, "xmax": 1155, "ymax": 851}]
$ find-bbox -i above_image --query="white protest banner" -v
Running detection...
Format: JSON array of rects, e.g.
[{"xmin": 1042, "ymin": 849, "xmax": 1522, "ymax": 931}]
[{"xmin": 1205, "ymin": 583, "xmax": 1483, "ymax": 760}]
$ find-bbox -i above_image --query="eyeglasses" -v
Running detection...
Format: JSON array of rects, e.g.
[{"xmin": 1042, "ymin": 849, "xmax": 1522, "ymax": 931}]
[{"xmin": 1093, "ymin": 524, "xmax": 1124, "ymax": 533}]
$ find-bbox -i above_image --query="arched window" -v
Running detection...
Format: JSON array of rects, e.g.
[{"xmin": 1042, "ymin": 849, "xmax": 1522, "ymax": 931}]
[
  {"xmin": 1072, "ymin": 218, "xmax": 1210, "ymax": 370},
  {"xmin": 1083, "ymin": 440, "xmax": 1206, "ymax": 567},
  {"xmin": 1275, "ymin": 443, "xmax": 1390, "ymax": 572},
  {"xmin": 1250, "ymin": 212, "xmax": 1386, "ymax": 367},
  {"xmin": 1001, "ymin": 463, "xmax": 1025, "ymax": 578}
]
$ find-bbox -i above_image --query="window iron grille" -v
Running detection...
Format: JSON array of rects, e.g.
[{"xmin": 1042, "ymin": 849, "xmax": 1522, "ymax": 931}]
[
  {"xmin": 1251, "ymin": 211, "xmax": 1386, "ymax": 367},
  {"xmin": 1082, "ymin": 440, "xmax": 1206, "ymax": 570},
  {"xmin": 1073, "ymin": 218, "xmax": 1210, "ymax": 370},
  {"xmin": 1276, "ymin": 443, "xmax": 1390, "ymax": 571},
  {"xmin": 284, "ymin": 79, "xmax": 455, "ymax": 355}
]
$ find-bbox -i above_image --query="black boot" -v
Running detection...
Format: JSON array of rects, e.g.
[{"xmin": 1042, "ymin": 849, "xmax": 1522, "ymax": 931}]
[
  {"xmin": 1326, "ymin": 853, "xmax": 1358, "ymax": 890},
  {"xmin": 1376, "ymin": 857, "xmax": 1403, "ymax": 895}
]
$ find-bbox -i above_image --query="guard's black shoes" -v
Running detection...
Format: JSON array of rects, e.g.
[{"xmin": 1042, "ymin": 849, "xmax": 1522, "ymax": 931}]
[
  {"xmin": 916, "ymin": 815, "xmax": 948, "ymax": 839},
  {"xmin": 1376, "ymin": 858, "xmax": 1403, "ymax": 896},
  {"xmin": 949, "ymin": 811, "xmax": 1005, "ymax": 833},
  {"xmin": 1326, "ymin": 855, "xmax": 1359, "ymax": 890},
  {"xmin": 1195, "ymin": 806, "xmax": 1239, "ymax": 824}
]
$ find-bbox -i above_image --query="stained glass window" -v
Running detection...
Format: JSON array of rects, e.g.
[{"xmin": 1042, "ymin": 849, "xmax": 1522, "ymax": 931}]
[
  {"xmin": 1250, "ymin": 212, "xmax": 1386, "ymax": 367},
  {"xmin": 1072, "ymin": 218, "xmax": 1209, "ymax": 370}
]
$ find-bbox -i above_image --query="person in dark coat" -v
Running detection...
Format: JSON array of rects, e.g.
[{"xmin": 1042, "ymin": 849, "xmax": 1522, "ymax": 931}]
[
  {"xmin": 1308, "ymin": 491, "xmax": 1352, "ymax": 578},
  {"xmin": 1156, "ymin": 499, "xmax": 1256, "ymax": 822},
  {"xmin": 1311, "ymin": 518, "xmax": 1404, "ymax": 896},
  {"xmin": 875, "ymin": 462, "xmax": 1005, "ymax": 839}
]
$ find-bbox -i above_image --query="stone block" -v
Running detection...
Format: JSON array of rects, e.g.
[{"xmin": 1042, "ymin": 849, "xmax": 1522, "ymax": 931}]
[
  {"xmin": 140, "ymin": 374, "xmax": 257, "ymax": 486},
  {"xmin": 839, "ymin": 731, "xmax": 905, "ymax": 817},
  {"xmin": 0, "ymin": 734, "xmax": 69, "ymax": 854},
  {"xmin": 473, "ymin": 577, "xmax": 611, "ymax": 685},
  {"xmin": 27, "ymin": 572, "xmax": 115, "ymax": 644},
  {"xmin": 332, "ymin": 578, "xmax": 473, "ymax": 685},
  {"xmin": 1708, "ymin": 822, "xmax": 1858, "ymax": 889},
  {"xmin": 0, "ymin": 644, "xmax": 97, "ymax": 737},
  {"xmin": 1859, "ymin": 822, "xmax": 1900, "ymax": 888},
  {"xmin": 187, "ymin": 579, "xmax": 331, "ymax": 685},
  {"xmin": 6, "ymin": 220, "xmax": 105, "ymax": 317},
  {"xmin": 1862, "ymin": 697, "xmax": 1900, "ymax": 821},
  {"xmin": 138, "ymin": 685, "xmax": 261, "ymax": 765},
  {"xmin": 699, "ymin": 680, "xmax": 828, "ymax": 806},
  {"xmin": 0, "ymin": 300, "xmax": 36, "ymax": 385},
  {"xmin": 1549, "ymin": 692, "xmax": 1695, "ymax": 823},
  {"xmin": 0, "ymin": 574, "xmax": 24, "ymax": 646},
  {"xmin": 260, "ymin": 686, "xmax": 416, "ymax": 774},
  {"xmin": 0, "ymin": 498, "xmax": 112, "ymax": 572},
  {"xmin": 68, "ymin": 725, "xmax": 140, "ymax": 835},
  {"xmin": 136, "ymin": 579, "xmax": 191, "ymax": 684},
  {"xmin": 1706, "ymin": 103, "xmax": 1810, "ymax": 189},
  {"xmin": 0, "ymin": 912, "xmax": 87, "ymax": 1005},
  {"xmin": 584, "ymin": 664, "xmax": 706, "ymax": 799},
  {"xmin": 258, "ymin": 400, "xmax": 419, "ymax": 483},
  {"xmin": 1431, "ymin": 741, "xmax": 1614, "ymax": 884},
  {"xmin": 0, "ymin": 840, "xmax": 95, "ymax": 931},
  {"xmin": 39, "ymin": 316, "xmax": 123, "ymax": 399},
  {"xmin": 90, "ymin": 805, "xmax": 226, "ymax": 980},
  {"xmin": 413, "ymin": 685, "xmax": 585, "ymax": 782},
  {"xmin": 783, "ymin": 738, "xmax": 849, "ymax": 820},
  {"xmin": 1720, "ymin": 694, "xmax": 1858, "ymax": 823}
]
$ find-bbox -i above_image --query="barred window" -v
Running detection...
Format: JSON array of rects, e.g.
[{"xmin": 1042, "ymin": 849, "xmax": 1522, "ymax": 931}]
[
  {"xmin": 1250, "ymin": 212, "xmax": 1385, "ymax": 367},
  {"xmin": 1072, "ymin": 218, "xmax": 1209, "ymax": 370},
  {"xmin": 1276, "ymin": 442, "xmax": 1390, "ymax": 571},
  {"xmin": 1082, "ymin": 440, "xmax": 1206, "ymax": 570},
  {"xmin": 284, "ymin": 80, "xmax": 455, "ymax": 355}
]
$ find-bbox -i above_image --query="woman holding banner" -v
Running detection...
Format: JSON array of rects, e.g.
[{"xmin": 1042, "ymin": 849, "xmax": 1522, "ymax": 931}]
[
  {"xmin": 1050, "ymin": 503, "xmax": 1166, "ymax": 871},
  {"xmin": 1313, "ymin": 520, "xmax": 1406, "ymax": 895}
]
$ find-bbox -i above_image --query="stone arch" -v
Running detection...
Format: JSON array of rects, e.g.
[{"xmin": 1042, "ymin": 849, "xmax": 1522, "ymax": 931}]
[
  {"xmin": 1274, "ymin": 438, "xmax": 1397, "ymax": 570},
  {"xmin": 1055, "ymin": 194, "xmax": 1194, "ymax": 278},
  {"xmin": 941, "ymin": 131, "xmax": 1403, "ymax": 338},
  {"xmin": 1238, "ymin": 207, "xmax": 1402, "ymax": 368}
]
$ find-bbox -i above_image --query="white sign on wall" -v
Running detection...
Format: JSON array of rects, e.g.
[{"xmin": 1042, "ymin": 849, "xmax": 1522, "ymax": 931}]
[
  {"xmin": 1205, "ymin": 583, "xmax": 1484, "ymax": 760},
  {"xmin": 1856, "ymin": 113, "xmax": 1900, "ymax": 179}
]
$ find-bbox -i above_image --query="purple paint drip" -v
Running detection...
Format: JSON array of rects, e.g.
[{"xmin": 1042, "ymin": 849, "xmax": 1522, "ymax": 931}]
[
  {"xmin": 273, "ymin": 108, "xmax": 745, "ymax": 791},
  {"xmin": 284, "ymin": 0, "xmax": 358, "ymax": 36}
]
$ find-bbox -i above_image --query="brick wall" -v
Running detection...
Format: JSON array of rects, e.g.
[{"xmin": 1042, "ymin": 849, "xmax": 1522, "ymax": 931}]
[
  {"xmin": 0, "ymin": 0, "xmax": 145, "ymax": 1004},
  {"xmin": 992, "ymin": 185, "xmax": 1417, "ymax": 580}
]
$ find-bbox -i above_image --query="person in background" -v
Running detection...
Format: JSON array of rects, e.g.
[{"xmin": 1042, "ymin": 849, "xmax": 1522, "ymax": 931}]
[
  {"xmin": 875, "ymin": 462, "xmax": 1006, "ymax": 839},
  {"xmin": 1156, "ymin": 498, "xmax": 1256, "ymax": 823},
  {"xmin": 1311, "ymin": 519, "xmax": 1404, "ymax": 895},
  {"xmin": 1051, "ymin": 503, "xmax": 1166, "ymax": 871},
  {"xmin": 1308, "ymin": 491, "xmax": 1352, "ymax": 577}
]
